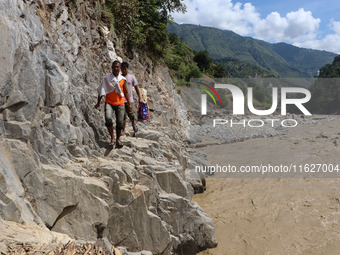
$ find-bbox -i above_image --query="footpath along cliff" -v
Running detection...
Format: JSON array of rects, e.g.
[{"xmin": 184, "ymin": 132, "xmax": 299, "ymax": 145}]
[{"xmin": 0, "ymin": 0, "xmax": 217, "ymax": 254}]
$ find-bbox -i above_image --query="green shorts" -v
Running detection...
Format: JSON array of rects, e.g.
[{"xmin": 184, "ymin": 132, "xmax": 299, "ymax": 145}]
[
  {"xmin": 124, "ymin": 102, "xmax": 136, "ymax": 121},
  {"xmin": 104, "ymin": 103, "xmax": 125, "ymax": 130}
]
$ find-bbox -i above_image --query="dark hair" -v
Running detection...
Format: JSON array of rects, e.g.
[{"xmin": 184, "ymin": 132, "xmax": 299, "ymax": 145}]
[
  {"xmin": 121, "ymin": 62, "xmax": 129, "ymax": 68},
  {"xmin": 111, "ymin": 60, "xmax": 121, "ymax": 68}
]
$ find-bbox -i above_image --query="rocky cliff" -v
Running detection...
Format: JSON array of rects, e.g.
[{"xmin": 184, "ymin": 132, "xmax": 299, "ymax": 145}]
[{"xmin": 0, "ymin": 0, "xmax": 217, "ymax": 254}]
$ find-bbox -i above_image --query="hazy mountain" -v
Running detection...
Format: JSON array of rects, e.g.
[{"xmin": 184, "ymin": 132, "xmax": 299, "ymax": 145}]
[{"xmin": 168, "ymin": 23, "xmax": 337, "ymax": 78}]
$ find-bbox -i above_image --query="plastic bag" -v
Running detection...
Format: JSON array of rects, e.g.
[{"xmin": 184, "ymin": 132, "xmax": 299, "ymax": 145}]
[{"xmin": 137, "ymin": 102, "xmax": 149, "ymax": 121}]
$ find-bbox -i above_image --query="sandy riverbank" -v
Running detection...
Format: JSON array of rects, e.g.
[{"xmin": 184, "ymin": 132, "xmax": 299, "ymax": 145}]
[{"xmin": 194, "ymin": 116, "xmax": 340, "ymax": 255}]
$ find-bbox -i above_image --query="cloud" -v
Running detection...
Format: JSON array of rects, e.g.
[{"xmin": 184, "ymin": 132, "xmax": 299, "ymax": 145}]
[
  {"xmin": 172, "ymin": 0, "xmax": 258, "ymax": 35},
  {"xmin": 253, "ymin": 8, "xmax": 320, "ymax": 42},
  {"xmin": 253, "ymin": 12, "xmax": 288, "ymax": 41},
  {"xmin": 172, "ymin": 0, "xmax": 340, "ymax": 54},
  {"xmin": 294, "ymin": 21, "xmax": 340, "ymax": 53}
]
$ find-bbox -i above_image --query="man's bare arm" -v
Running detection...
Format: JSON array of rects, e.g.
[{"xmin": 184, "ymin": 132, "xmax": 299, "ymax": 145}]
[
  {"xmin": 134, "ymin": 85, "xmax": 143, "ymax": 104},
  {"xmin": 95, "ymin": 95, "xmax": 104, "ymax": 110},
  {"xmin": 123, "ymin": 81, "xmax": 132, "ymax": 113}
]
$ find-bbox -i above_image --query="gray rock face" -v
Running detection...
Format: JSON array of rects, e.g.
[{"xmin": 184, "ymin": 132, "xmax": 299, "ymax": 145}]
[{"xmin": 0, "ymin": 0, "xmax": 216, "ymax": 254}]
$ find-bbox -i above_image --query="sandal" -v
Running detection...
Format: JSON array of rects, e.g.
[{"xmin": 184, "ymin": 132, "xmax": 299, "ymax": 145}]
[
  {"xmin": 133, "ymin": 124, "xmax": 138, "ymax": 133},
  {"xmin": 109, "ymin": 141, "xmax": 115, "ymax": 146},
  {"xmin": 115, "ymin": 139, "xmax": 124, "ymax": 149}
]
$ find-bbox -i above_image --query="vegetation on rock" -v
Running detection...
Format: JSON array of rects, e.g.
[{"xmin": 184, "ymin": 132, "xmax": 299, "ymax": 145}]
[
  {"xmin": 307, "ymin": 56, "xmax": 340, "ymax": 114},
  {"xmin": 104, "ymin": 0, "xmax": 185, "ymax": 56}
]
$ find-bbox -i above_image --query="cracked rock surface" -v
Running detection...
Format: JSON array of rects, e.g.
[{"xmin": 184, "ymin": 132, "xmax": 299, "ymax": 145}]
[{"xmin": 0, "ymin": 0, "xmax": 216, "ymax": 254}]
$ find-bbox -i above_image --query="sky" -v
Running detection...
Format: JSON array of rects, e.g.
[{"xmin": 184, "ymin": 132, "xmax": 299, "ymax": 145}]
[{"xmin": 172, "ymin": 0, "xmax": 340, "ymax": 54}]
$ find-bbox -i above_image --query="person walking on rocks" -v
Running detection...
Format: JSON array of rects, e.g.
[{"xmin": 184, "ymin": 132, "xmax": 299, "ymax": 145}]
[
  {"xmin": 120, "ymin": 62, "xmax": 143, "ymax": 136},
  {"xmin": 95, "ymin": 60, "xmax": 132, "ymax": 148}
]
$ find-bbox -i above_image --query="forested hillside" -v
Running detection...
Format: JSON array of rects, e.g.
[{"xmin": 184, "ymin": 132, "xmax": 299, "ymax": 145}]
[{"xmin": 168, "ymin": 23, "xmax": 337, "ymax": 78}]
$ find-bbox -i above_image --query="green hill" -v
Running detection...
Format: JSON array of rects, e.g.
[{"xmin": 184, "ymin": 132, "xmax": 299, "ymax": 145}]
[
  {"xmin": 318, "ymin": 55, "xmax": 340, "ymax": 78},
  {"xmin": 167, "ymin": 23, "xmax": 337, "ymax": 78},
  {"xmin": 307, "ymin": 56, "xmax": 340, "ymax": 114}
]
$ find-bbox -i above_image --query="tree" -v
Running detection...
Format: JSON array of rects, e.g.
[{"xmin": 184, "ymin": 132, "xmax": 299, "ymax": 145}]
[
  {"xmin": 193, "ymin": 51, "xmax": 212, "ymax": 72},
  {"xmin": 105, "ymin": 0, "xmax": 185, "ymax": 55},
  {"xmin": 213, "ymin": 63, "xmax": 226, "ymax": 78}
]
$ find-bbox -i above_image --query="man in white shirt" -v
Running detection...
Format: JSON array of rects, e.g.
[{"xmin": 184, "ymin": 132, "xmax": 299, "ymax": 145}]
[
  {"xmin": 95, "ymin": 61, "xmax": 132, "ymax": 148},
  {"xmin": 121, "ymin": 62, "xmax": 143, "ymax": 136}
]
